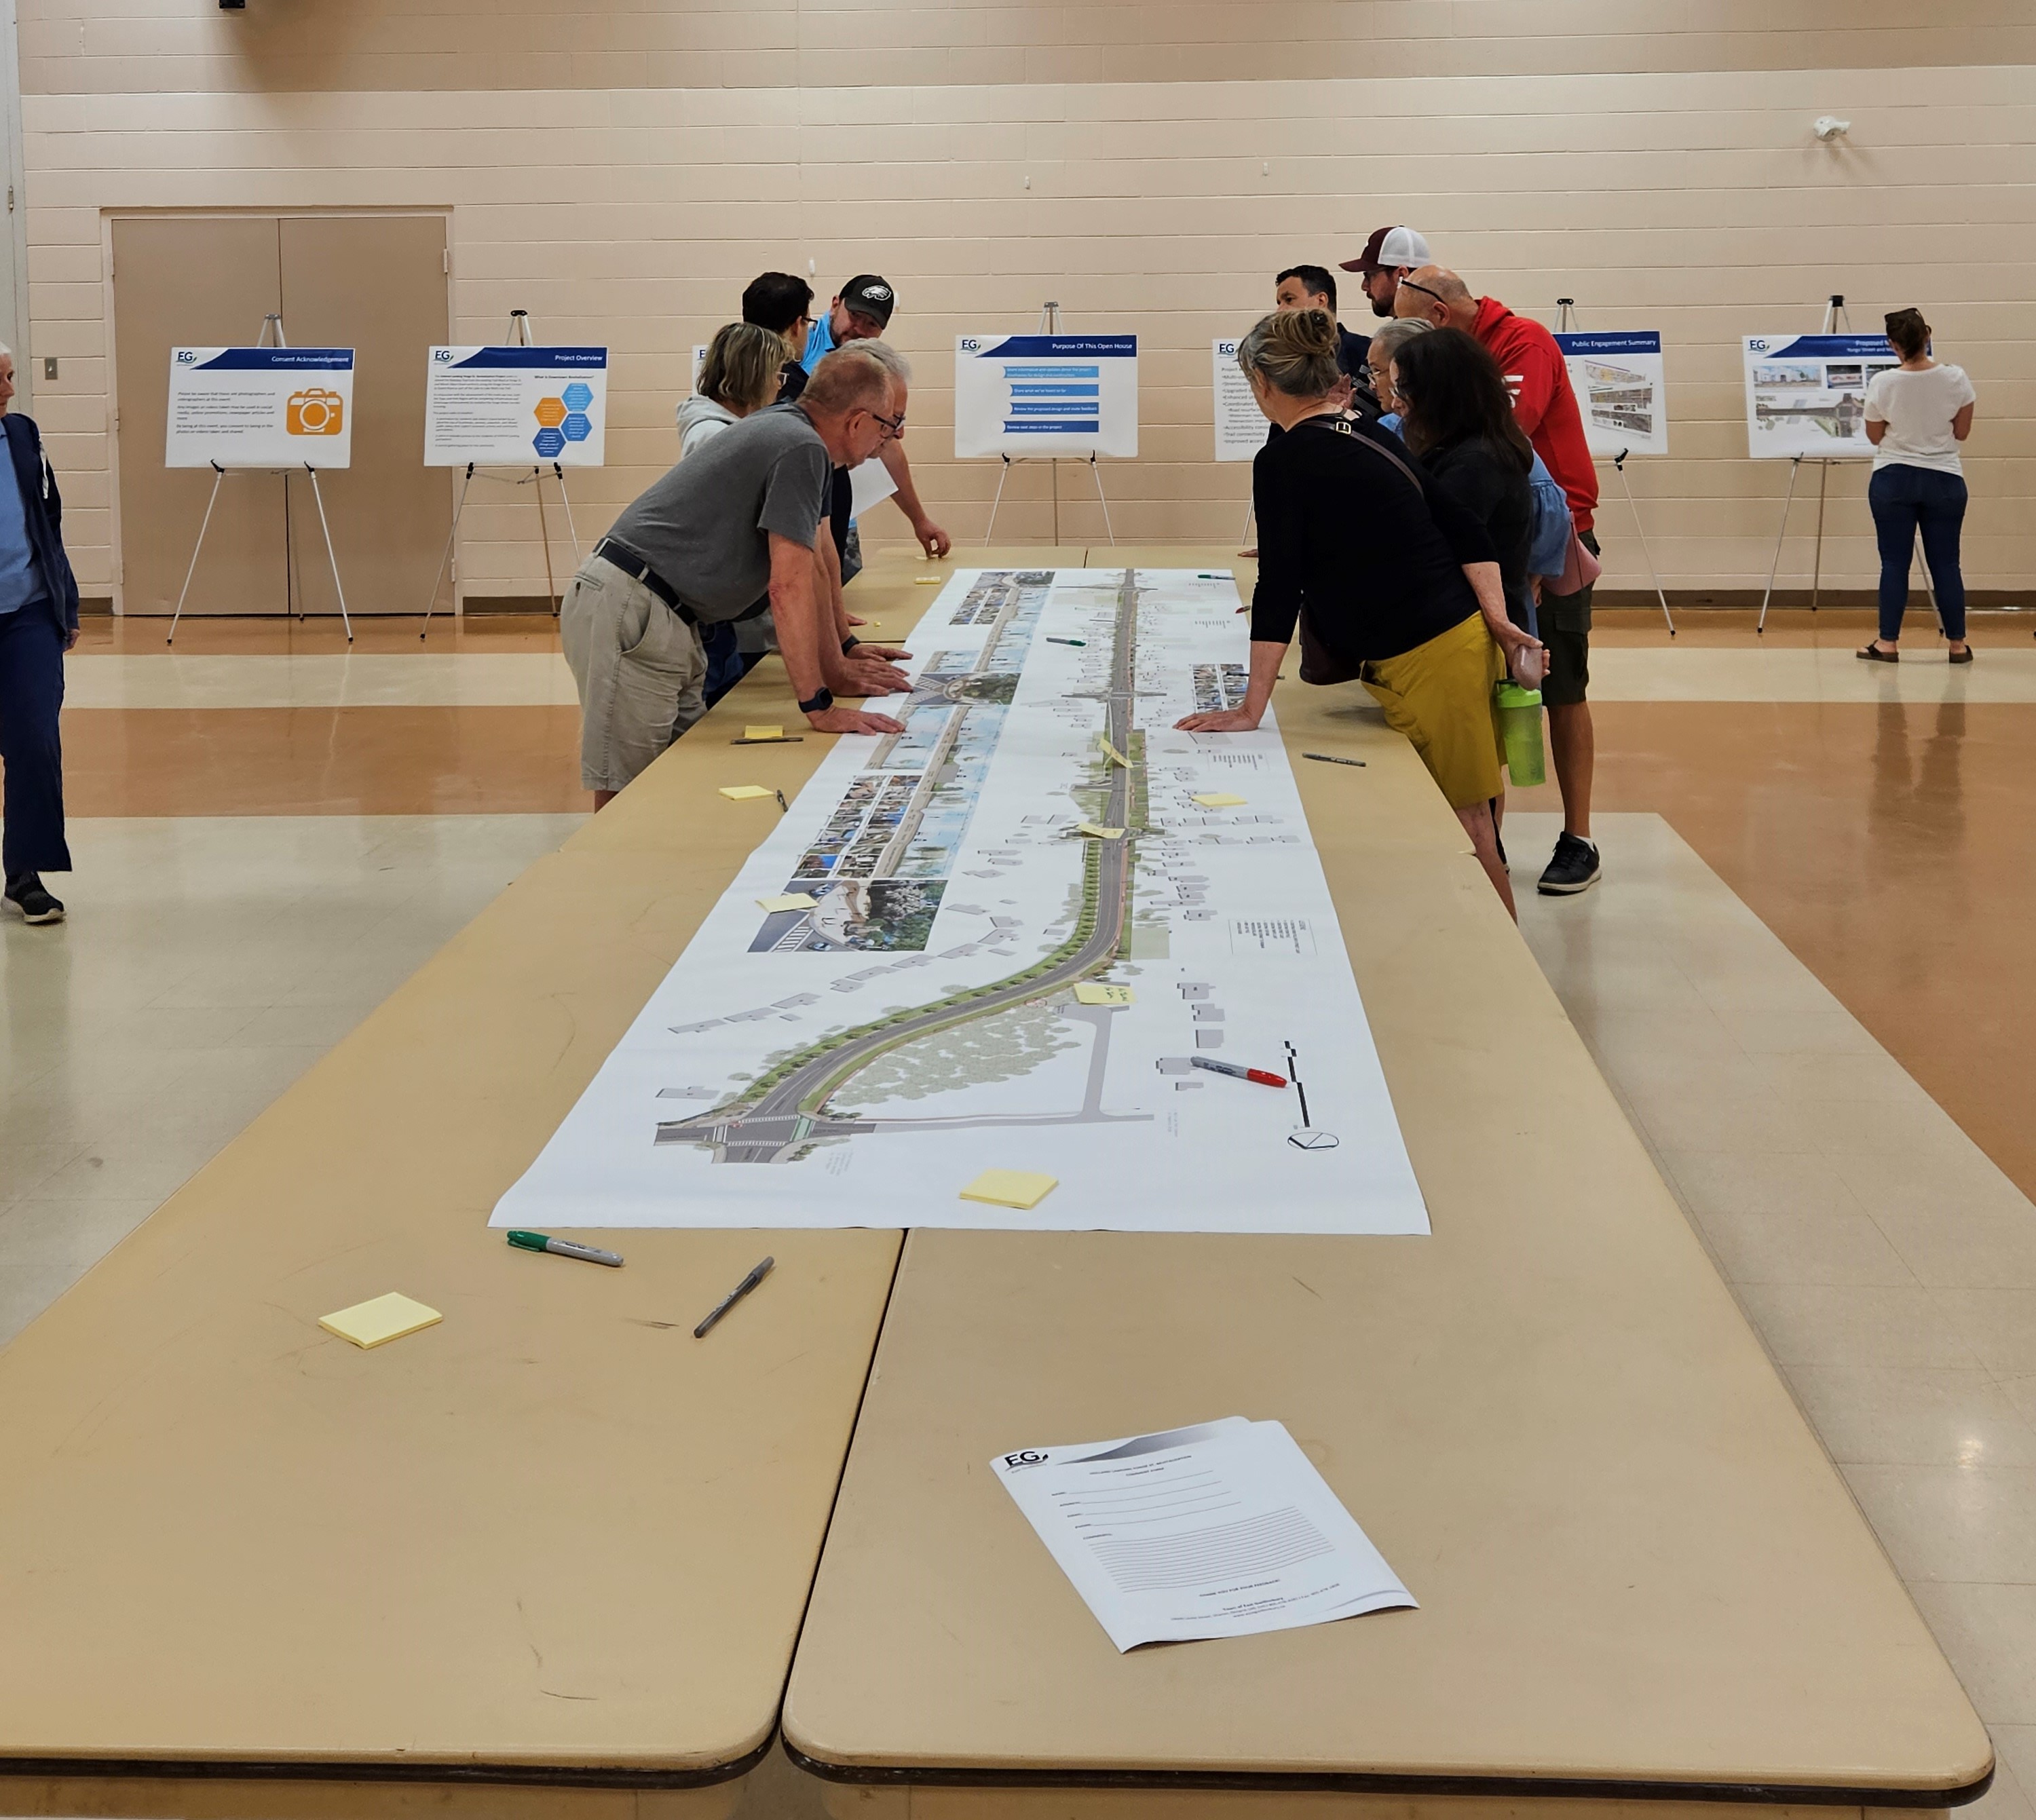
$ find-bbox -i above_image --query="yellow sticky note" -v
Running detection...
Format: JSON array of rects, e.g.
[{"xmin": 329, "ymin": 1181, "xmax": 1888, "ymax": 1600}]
[
  {"xmin": 1075, "ymin": 822, "xmax": 1125, "ymax": 840},
  {"xmin": 1074, "ymin": 983, "xmax": 1133, "ymax": 1006},
  {"xmin": 757, "ymin": 892, "xmax": 817, "ymax": 913},
  {"xmin": 719, "ymin": 784, "xmax": 774, "ymax": 801},
  {"xmin": 960, "ymin": 1169, "xmax": 1059, "ymax": 1211},
  {"xmin": 743, "ymin": 725, "xmax": 787, "ymax": 742},
  {"xmin": 1097, "ymin": 736, "xmax": 1131, "ymax": 767},
  {"xmin": 319, "ymin": 1292, "xmax": 442, "ymax": 1351},
  {"xmin": 1192, "ymin": 792, "xmax": 1247, "ymax": 808}
]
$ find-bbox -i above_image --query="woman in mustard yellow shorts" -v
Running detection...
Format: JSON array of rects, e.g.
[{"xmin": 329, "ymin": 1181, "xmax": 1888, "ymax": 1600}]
[{"xmin": 1175, "ymin": 308, "xmax": 1542, "ymax": 916}]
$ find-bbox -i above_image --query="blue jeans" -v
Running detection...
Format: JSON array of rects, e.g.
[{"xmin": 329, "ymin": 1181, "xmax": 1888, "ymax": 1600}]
[
  {"xmin": 0, "ymin": 602, "xmax": 69, "ymax": 877},
  {"xmin": 1868, "ymin": 465, "xmax": 1967, "ymax": 643}
]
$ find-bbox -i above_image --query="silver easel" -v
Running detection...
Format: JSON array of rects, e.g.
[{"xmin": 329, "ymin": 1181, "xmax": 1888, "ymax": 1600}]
[
  {"xmin": 167, "ymin": 313, "xmax": 353, "ymax": 645},
  {"xmin": 983, "ymin": 301, "xmax": 1116, "ymax": 547},
  {"xmin": 1754, "ymin": 295, "xmax": 1940, "ymax": 637},
  {"xmin": 420, "ymin": 309, "xmax": 582, "ymax": 636},
  {"xmin": 1555, "ymin": 298, "xmax": 1673, "ymax": 634}
]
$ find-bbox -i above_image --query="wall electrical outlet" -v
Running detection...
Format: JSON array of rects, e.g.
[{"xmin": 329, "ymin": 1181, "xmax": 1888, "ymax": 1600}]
[{"xmin": 42, "ymin": 357, "xmax": 57, "ymax": 380}]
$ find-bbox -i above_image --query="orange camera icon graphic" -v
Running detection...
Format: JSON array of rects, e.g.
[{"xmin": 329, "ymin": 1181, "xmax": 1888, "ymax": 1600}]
[{"xmin": 285, "ymin": 387, "xmax": 345, "ymax": 436}]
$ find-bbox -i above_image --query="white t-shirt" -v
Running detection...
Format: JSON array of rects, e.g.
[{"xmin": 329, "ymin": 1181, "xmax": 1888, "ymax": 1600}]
[{"xmin": 1864, "ymin": 363, "xmax": 1976, "ymax": 476}]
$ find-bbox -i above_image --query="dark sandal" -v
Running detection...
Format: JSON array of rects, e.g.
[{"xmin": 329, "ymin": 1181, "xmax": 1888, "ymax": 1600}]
[
  {"xmin": 1950, "ymin": 645, "xmax": 1975, "ymax": 664},
  {"xmin": 1856, "ymin": 643, "xmax": 1899, "ymax": 662}
]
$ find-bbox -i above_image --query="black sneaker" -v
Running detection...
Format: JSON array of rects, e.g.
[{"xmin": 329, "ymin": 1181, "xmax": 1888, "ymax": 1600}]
[
  {"xmin": 4, "ymin": 872, "xmax": 65, "ymax": 925},
  {"xmin": 1537, "ymin": 833, "xmax": 1600, "ymax": 896}
]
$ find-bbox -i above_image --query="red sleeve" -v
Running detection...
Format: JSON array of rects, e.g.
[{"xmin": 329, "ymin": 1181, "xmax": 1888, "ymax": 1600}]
[{"xmin": 1505, "ymin": 326, "xmax": 1564, "ymax": 440}]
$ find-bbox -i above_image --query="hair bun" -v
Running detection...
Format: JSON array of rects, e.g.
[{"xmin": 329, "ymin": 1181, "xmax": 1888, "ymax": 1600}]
[{"xmin": 1269, "ymin": 306, "xmax": 1338, "ymax": 359}]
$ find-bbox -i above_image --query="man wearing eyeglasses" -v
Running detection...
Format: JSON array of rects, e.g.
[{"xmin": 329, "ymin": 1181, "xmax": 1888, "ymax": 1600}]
[
  {"xmin": 561, "ymin": 343, "xmax": 917, "ymax": 808},
  {"xmin": 1393, "ymin": 263, "xmax": 1604, "ymax": 896},
  {"xmin": 803, "ymin": 273, "xmax": 952, "ymax": 563}
]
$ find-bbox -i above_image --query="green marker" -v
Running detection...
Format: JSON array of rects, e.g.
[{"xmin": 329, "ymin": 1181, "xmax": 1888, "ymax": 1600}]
[
  {"xmin": 1047, "ymin": 637, "xmax": 1087, "ymax": 647},
  {"xmin": 508, "ymin": 1230, "xmax": 624, "ymax": 1268}
]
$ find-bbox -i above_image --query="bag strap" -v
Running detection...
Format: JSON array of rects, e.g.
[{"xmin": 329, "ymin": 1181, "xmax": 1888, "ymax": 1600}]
[{"xmin": 1294, "ymin": 412, "xmax": 1427, "ymax": 497}]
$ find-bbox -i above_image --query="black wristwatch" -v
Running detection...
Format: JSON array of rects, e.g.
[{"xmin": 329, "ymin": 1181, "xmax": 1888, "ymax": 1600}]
[
  {"xmin": 841, "ymin": 635, "xmax": 861, "ymax": 654},
  {"xmin": 798, "ymin": 687, "xmax": 835, "ymax": 716}
]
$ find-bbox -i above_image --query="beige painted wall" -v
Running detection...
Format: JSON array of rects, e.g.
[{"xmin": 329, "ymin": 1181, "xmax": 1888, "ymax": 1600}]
[{"xmin": 17, "ymin": 0, "xmax": 2036, "ymax": 605}]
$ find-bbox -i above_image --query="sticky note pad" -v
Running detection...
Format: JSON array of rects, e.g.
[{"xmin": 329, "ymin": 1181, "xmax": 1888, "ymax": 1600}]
[
  {"xmin": 757, "ymin": 892, "xmax": 817, "ymax": 913},
  {"xmin": 1074, "ymin": 983, "xmax": 1133, "ymax": 1006},
  {"xmin": 1075, "ymin": 822, "xmax": 1125, "ymax": 840},
  {"xmin": 1192, "ymin": 792, "xmax": 1247, "ymax": 808},
  {"xmin": 743, "ymin": 725, "xmax": 787, "ymax": 742},
  {"xmin": 1097, "ymin": 736, "xmax": 1131, "ymax": 767},
  {"xmin": 319, "ymin": 1292, "xmax": 442, "ymax": 1350},
  {"xmin": 960, "ymin": 1169, "xmax": 1059, "ymax": 1211},
  {"xmin": 719, "ymin": 784, "xmax": 774, "ymax": 801}
]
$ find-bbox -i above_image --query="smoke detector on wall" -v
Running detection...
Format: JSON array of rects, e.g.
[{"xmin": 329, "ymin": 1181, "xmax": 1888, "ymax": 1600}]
[{"xmin": 1812, "ymin": 116, "xmax": 1851, "ymax": 141}]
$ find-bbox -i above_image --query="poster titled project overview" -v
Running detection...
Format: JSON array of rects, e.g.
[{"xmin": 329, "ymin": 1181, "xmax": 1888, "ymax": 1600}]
[
  {"xmin": 423, "ymin": 345, "xmax": 608, "ymax": 468},
  {"xmin": 1553, "ymin": 331, "xmax": 1668, "ymax": 457},
  {"xmin": 166, "ymin": 347, "xmax": 356, "ymax": 470},
  {"xmin": 954, "ymin": 334, "xmax": 1138, "ymax": 459},
  {"xmin": 1742, "ymin": 333, "xmax": 1896, "ymax": 460}
]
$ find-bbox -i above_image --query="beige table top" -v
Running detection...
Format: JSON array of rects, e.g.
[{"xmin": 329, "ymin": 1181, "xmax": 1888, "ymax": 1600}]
[
  {"xmin": 0, "ymin": 579, "xmax": 948, "ymax": 1802},
  {"xmin": 782, "ymin": 558, "xmax": 1992, "ymax": 1802}
]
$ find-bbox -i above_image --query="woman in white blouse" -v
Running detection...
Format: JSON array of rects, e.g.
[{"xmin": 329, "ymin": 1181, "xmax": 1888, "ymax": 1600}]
[{"xmin": 1858, "ymin": 308, "xmax": 1977, "ymax": 664}]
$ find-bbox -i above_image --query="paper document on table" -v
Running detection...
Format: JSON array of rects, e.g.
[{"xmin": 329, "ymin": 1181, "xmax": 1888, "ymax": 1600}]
[
  {"xmin": 848, "ymin": 457, "xmax": 897, "ymax": 518},
  {"xmin": 992, "ymin": 1417, "xmax": 1414, "ymax": 1652}
]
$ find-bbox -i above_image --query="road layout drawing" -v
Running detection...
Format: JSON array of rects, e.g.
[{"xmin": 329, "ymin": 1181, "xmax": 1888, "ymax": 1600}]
[{"xmin": 491, "ymin": 569, "xmax": 1429, "ymax": 1234}]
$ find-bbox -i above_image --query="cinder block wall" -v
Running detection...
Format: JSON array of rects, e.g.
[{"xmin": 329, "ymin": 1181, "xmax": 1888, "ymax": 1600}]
[{"xmin": 19, "ymin": 1, "xmax": 2035, "ymax": 602}]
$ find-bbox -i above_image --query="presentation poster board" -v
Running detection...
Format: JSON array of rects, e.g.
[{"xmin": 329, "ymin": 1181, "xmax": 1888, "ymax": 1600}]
[
  {"xmin": 955, "ymin": 334, "xmax": 1138, "ymax": 459},
  {"xmin": 166, "ymin": 347, "xmax": 356, "ymax": 470},
  {"xmin": 1213, "ymin": 337, "xmax": 1266, "ymax": 461},
  {"xmin": 424, "ymin": 345, "xmax": 607, "ymax": 467},
  {"xmin": 1553, "ymin": 330, "xmax": 1668, "ymax": 456},
  {"xmin": 1743, "ymin": 333, "xmax": 1895, "ymax": 460}
]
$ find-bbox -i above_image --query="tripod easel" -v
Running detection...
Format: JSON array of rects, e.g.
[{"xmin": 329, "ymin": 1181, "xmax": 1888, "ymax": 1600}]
[
  {"xmin": 1756, "ymin": 295, "xmax": 1942, "ymax": 636},
  {"xmin": 982, "ymin": 301, "xmax": 1116, "ymax": 547},
  {"xmin": 1554, "ymin": 298, "xmax": 1674, "ymax": 635},
  {"xmin": 420, "ymin": 309, "xmax": 582, "ymax": 636},
  {"xmin": 166, "ymin": 312, "xmax": 353, "ymax": 645}
]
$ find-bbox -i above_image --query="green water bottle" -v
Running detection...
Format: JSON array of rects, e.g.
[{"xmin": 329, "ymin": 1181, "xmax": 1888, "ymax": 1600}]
[{"xmin": 1495, "ymin": 682, "xmax": 1545, "ymax": 787}]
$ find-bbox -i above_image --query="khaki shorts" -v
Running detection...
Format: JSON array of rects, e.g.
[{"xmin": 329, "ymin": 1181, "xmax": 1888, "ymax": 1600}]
[
  {"xmin": 559, "ymin": 554, "xmax": 709, "ymax": 794},
  {"xmin": 1361, "ymin": 613, "xmax": 1507, "ymax": 812}
]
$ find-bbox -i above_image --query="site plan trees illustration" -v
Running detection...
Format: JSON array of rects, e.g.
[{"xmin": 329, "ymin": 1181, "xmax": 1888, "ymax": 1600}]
[{"xmin": 491, "ymin": 569, "xmax": 1429, "ymax": 1234}]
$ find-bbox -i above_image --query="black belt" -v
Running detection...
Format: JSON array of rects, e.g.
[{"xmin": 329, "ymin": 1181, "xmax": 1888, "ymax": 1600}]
[{"xmin": 592, "ymin": 538, "xmax": 695, "ymax": 624}]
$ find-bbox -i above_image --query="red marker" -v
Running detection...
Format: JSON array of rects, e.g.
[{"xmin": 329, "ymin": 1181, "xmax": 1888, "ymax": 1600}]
[{"xmin": 1190, "ymin": 1056, "xmax": 1288, "ymax": 1088}]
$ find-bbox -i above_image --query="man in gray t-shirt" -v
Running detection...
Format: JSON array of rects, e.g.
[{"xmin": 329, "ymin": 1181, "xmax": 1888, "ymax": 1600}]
[{"xmin": 560, "ymin": 342, "xmax": 915, "ymax": 807}]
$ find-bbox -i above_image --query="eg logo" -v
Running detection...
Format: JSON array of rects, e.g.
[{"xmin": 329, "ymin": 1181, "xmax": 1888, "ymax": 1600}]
[
  {"xmin": 960, "ymin": 338, "xmax": 981, "ymax": 353},
  {"xmin": 1218, "ymin": 340, "xmax": 1239, "ymax": 356},
  {"xmin": 1001, "ymin": 1449, "xmax": 1047, "ymax": 1469},
  {"xmin": 1748, "ymin": 339, "xmax": 1772, "ymax": 354},
  {"xmin": 286, "ymin": 388, "xmax": 344, "ymax": 436},
  {"xmin": 174, "ymin": 349, "xmax": 197, "ymax": 364},
  {"xmin": 433, "ymin": 348, "xmax": 454, "ymax": 362}
]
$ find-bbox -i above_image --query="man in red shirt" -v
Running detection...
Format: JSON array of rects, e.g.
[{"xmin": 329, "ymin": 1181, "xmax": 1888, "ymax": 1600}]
[{"xmin": 1394, "ymin": 265, "xmax": 1602, "ymax": 894}]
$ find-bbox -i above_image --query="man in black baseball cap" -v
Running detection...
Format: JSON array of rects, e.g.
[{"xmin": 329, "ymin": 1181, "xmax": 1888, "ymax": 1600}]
[
  {"xmin": 802, "ymin": 273, "xmax": 950, "ymax": 559},
  {"xmin": 1340, "ymin": 225, "xmax": 1433, "ymax": 319}
]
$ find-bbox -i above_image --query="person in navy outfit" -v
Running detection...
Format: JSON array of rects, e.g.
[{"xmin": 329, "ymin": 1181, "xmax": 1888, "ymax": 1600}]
[{"xmin": 0, "ymin": 343, "xmax": 82, "ymax": 926}]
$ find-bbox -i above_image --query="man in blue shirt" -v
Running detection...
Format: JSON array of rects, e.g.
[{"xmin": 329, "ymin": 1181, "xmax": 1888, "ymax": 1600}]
[
  {"xmin": 0, "ymin": 344, "xmax": 81, "ymax": 926},
  {"xmin": 804, "ymin": 275, "xmax": 950, "ymax": 562}
]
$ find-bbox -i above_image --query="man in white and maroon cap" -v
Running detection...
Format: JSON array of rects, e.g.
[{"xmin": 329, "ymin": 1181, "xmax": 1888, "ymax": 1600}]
[{"xmin": 1342, "ymin": 225, "xmax": 1433, "ymax": 320}]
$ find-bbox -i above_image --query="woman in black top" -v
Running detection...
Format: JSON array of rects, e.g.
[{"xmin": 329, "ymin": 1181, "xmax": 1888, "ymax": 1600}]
[
  {"xmin": 1391, "ymin": 328, "xmax": 1537, "ymax": 634},
  {"xmin": 1176, "ymin": 308, "xmax": 1539, "ymax": 914}
]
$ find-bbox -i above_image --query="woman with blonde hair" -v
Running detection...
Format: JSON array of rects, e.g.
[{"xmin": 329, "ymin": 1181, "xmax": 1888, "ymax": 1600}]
[
  {"xmin": 1859, "ymin": 307, "xmax": 1977, "ymax": 664},
  {"xmin": 1177, "ymin": 309, "xmax": 1541, "ymax": 915},
  {"xmin": 677, "ymin": 322, "xmax": 784, "ymax": 456}
]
